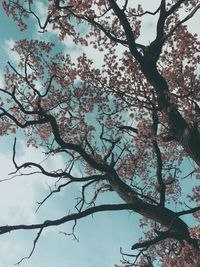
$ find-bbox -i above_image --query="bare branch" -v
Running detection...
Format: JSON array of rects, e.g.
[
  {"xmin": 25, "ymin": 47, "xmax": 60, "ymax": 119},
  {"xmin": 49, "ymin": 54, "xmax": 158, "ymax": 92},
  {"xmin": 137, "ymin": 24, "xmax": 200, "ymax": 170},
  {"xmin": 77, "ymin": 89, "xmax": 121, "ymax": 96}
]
[
  {"xmin": 166, "ymin": 0, "xmax": 185, "ymax": 16},
  {"xmin": 15, "ymin": 228, "xmax": 43, "ymax": 265},
  {"xmin": 151, "ymin": 111, "xmax": 166, "ymax": 206},
  {"xmin": 133, "ymin": 6, "xmax": 160, "ymax": 17},
  {"xmin": 36, "ymin": 180, "xmax": 73, "ymax": 212},
  {"xmin": 59, "ymin": 219, "xmax": 79, "ymax": 242}
]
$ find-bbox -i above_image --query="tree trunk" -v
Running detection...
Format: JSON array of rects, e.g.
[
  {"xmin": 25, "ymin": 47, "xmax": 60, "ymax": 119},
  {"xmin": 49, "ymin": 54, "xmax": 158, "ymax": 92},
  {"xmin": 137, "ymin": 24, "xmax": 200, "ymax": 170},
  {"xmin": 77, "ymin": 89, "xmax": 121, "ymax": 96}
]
[{"xmin": 141, "ymin": 62, "xmax": 200, "ymax": 167}]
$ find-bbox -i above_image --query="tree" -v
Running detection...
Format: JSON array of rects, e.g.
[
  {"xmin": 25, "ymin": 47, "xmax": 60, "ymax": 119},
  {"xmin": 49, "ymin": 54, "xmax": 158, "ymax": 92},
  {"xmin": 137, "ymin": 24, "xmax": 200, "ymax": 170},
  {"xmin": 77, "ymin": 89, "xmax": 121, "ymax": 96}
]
[
  {"xmin": 161, "ymin": 224, "xmax": 200, "ymax": 267},
  {"xmin": 0, "ymin": 0, "xmax": 200, "ymax": 265}
]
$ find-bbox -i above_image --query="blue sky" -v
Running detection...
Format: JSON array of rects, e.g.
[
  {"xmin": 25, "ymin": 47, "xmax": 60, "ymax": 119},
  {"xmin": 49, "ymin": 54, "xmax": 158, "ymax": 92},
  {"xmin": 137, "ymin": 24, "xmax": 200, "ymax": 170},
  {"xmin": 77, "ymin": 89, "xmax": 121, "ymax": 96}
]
[{"xmin": 0, "ymin": 1, "xmax": 199, "ymax": 267}]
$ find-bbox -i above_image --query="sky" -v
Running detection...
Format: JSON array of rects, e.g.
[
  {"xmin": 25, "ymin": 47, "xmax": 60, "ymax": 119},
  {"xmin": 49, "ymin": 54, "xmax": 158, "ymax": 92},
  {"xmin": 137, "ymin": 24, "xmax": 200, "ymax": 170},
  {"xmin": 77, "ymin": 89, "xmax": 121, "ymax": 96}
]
[{"xmin": 0, "ymin": 1, "xmax": 199, "ymax": 267}]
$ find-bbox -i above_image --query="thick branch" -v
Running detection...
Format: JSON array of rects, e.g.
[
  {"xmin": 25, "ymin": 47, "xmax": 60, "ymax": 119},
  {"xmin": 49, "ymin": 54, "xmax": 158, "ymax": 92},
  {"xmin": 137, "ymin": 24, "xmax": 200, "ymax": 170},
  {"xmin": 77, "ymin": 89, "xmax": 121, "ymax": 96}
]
[
  {"xmin": 108, "ymin": 0, "xmax": 143, "ymax": 62},
  {"xmin": 155, "ymin": 0, "xmax": 167, "ymax": 42},
  {"xmin": 131, "ymin": 231, "xmax": 174, "ymax": 250},
  {"xmin": 139, "ymin": 63, "xmax": 200, "ymax": 167},
  {"xmin": 0, "ymin": 201, "xmax": 194, "ymax": 248},
  {"xmin": 176, "ymin": 206, "xmax": 200, "ymax": 216},
  {"xmin": 0, "ymin": 204, "xmax": 135, "ymax": 234}
]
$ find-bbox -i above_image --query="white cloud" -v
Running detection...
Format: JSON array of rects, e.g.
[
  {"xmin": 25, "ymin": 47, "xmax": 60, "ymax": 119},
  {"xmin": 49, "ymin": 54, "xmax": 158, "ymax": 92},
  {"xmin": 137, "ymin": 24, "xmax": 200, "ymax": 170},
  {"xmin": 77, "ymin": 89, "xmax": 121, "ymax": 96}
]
[
  {"xmin": 0, "ymin": 72, "xmax": 4, "ymax": 89},
  {"xmin": 0, "ymin": 145, "xmax": 40, "ymax": 224},
  {"xmin": 34, "ymin": 1, "xmax": 49, "ymax": 26},
  {"xmin": 186, "ymin": 11, "xmax": 200, "ymax": 36},
  {"xmin": 33, "ymin": 1, "xmax": 60, "ymax": 37},
  {"xmin": 4, "ymin": 39, "xmax": 20, "ymax": 64},
  {"xmin": 0, "ymin": 136, "xmax": 68, "ymax": 225}
]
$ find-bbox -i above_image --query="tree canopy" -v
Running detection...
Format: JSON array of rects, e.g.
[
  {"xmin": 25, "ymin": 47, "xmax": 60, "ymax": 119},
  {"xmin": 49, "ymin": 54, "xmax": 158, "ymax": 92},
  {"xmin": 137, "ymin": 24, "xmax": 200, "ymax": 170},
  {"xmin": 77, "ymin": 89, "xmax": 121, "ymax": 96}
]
[{"xmin": 0, "ymin": 0, "xmax": 200, "ymax": 266}]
